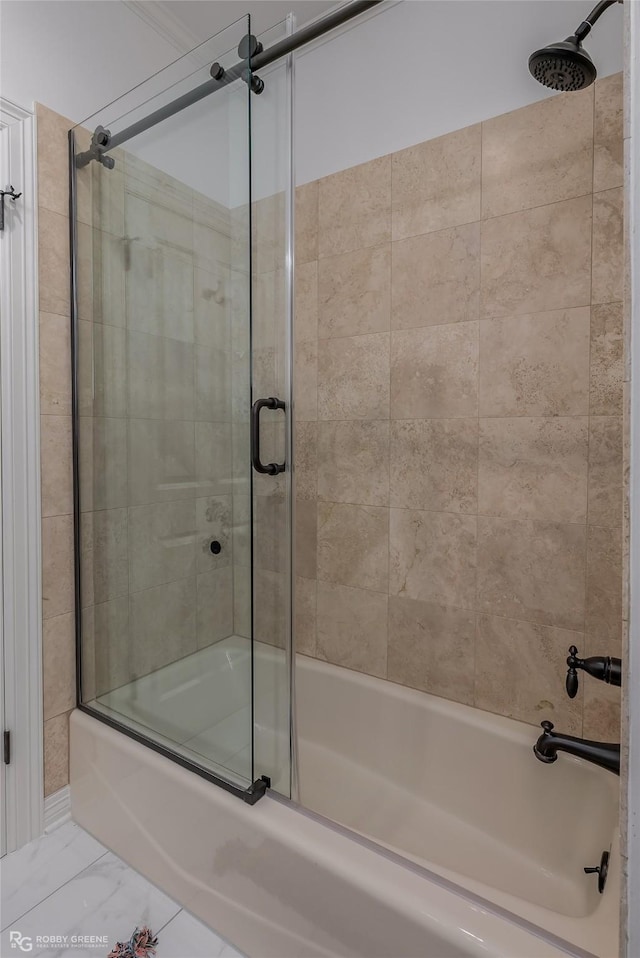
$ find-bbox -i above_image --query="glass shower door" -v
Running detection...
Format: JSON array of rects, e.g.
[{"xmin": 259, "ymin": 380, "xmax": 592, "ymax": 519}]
[{"xmin": 72, "ymin": 14, "xmax": 288, "ymax": 800}]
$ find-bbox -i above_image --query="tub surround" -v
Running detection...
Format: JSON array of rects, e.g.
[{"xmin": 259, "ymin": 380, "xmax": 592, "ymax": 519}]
[{"xmin": 294, "ymin": 72, "xmax": 625, "ymax": 743}]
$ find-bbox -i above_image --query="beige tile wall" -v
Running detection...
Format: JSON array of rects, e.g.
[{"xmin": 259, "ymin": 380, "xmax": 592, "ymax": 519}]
[{"xmin": 294, "ymin": 74, "xmax": 625, "ymax": 741}]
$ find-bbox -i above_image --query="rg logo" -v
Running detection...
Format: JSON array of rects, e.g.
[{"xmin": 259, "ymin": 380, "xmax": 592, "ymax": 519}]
[{"xmin": 9, "ymin": 932, "xmax": 33, "ymax": 952}]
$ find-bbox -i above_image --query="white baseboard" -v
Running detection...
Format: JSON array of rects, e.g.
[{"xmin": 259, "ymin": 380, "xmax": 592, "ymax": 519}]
[{"xmin": 44, "ymin": 786, "xmax": 71, "ymax": 832}]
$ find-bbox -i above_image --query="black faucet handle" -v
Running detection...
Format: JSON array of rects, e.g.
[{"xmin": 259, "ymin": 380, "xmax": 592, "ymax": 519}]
[
  {"xmin": 540, "ymin": 720, "xmax": 554, "ymax": 733},
  {"xmin": 566, "ymin": 645, "xmax": 580, "ymax": 698}
]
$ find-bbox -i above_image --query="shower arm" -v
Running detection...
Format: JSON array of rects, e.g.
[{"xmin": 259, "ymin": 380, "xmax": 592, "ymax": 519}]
[
  {"xmin": 75, "ymin": 0, "xmax": 384, "ymax": 168},
  {"xmin": 574, "ymin": 0, "xmax": 621, "ymax": 42}
]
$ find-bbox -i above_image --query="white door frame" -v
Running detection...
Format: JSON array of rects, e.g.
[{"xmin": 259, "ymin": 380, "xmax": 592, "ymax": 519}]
[{"xmin": 0, "ymin": 96, "xmax": 43, "ymax": 854}]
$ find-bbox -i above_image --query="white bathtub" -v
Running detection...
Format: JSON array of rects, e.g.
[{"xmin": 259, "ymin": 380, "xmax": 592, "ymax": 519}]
[{"xmin": 71, "ymin": 639, "xmax": 620, "ymax": 958}]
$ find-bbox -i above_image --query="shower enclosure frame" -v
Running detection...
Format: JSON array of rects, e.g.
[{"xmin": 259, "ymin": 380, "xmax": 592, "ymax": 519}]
[{"xmin": 67, "ymin": 0, "xmax": 384, "ymax": 808}]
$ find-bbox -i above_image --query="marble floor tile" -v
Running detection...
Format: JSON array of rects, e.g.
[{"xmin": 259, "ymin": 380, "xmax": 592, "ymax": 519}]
[
  {"xmin": 0, "ymin": 822, "xmax": 106, "ymax": 931},
  {"xmin": 158, "ymin": 907, "xmax": 243, "ymax": 957},
  {"xmin": 1, "ymin": 851, "xmax": 180, "ymax": 957}
]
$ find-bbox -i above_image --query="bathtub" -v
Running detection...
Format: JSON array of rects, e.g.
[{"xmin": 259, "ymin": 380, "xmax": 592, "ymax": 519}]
[{"xmin": 71, "ymin": 639, "xmax": 620, "ymax": 958}]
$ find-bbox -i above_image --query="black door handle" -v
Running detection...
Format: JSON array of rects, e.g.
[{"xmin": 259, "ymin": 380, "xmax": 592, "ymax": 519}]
[{"xmin": 251, "ymin": 397, "xmax": 285, "ymax": 475}]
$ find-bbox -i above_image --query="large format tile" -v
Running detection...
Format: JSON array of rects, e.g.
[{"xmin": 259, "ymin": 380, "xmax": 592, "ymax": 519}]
[
  {"xmin": 318, "ymin": 333, "xmax": 390, "ymax": 421},
  {"xmin": 389, "ymin": 509, "xmax": 477, "ymax": 608},
  {"xmin": 390, "ymin": 322, "xmax": 478, "ymax": 419},
  {"xmin": 40, "ymin": 415, "xmax": 73, "ymax": 518},
  {"xmin": 582, "ymin": 664, "xmax": 621, "ymax": 741},
  {"xmin": 586, "ymin": 524, "xmax": 623, "ymax": 649},
  {"xmin": 128, "ymin": 419, "xmax": 195, "ymax": 506},
  {"xmin": 480, "ymin": 195, "xmax": 592, "ymax": 318},
  {"xmin": 130, "ymin": 577, "xmax": 197, "ymax": 679},
  {"xmin": 295, "ymin": 576, "xmax": 317, "ymax": 656},
  {"xmin": 316, "ymin": 581, "xmax": 387, "ymax": 678},
  {"xmin": 392, "ymin": 223, "xmax": 480, "ymax": 329},
  {"xmin": 42, "ymin": 514, "xmax": 75, "ymax": 619},
  {"xmin": 474, "ymin": 615, "xmax": 583, "ymax": 734},
  {"xmin": 318, "ymin": 244, "xmax": 391, "ymax": 339},
  {"xmin": 593, "ymin": 72, "xmax": 624, "ymax": 193},
  {"xmin": 92, "ymin": 323, "xmax": 127, "ymax": 419},
  {"xmin": 81, "ymin": 508, "xmax": 128, "ymax": 607},
  {"xmin": 390, "ymin": 419, "xmax": 478, "ymax": 513},
  {"xmin": 476, "ymin": 516, "xmax": 586, "ymax": 630},
  {"xmin": 80, "ymin": 417, "xmax": 128, "ymax": 512},
  {"xmin": 294, "ymin": 340, "xmax": 318, "ymax": 421},
  {"xmin": 128, "ymin": 500, "xmax": 196, "ymax": 593},
  {"xmin": 36, "ymin": 103, "xmax": 71, "ymax": 218},
  {"xmin": 295, "ymin": 260, "xmax": 318, "ymax": 344},
  {"xmin": 0, "ymin": 851, "xmax": 181, "ymax": 958},
  {"xmin": 318, "ymin": 420, "xmax": 389, "ymax": 506},
  {"xmin": 481, "ymin": 87, "xmax": 593, "ymax": 218},
  {"xmin": 590, "ymin": 303, "xmax": 624, "ymax": 416},
  {"xmin": 388, "ymin": 597, "xmax": 475, "ymax": 705},
  {"xmin": 0, "ymin": 821, "xmax": 106, "ymax": 932},
  {"xmin": 158, "ymin": 907, "xmax": 243, "ymax": 958},
  {"xmin": 91, "ymin": 596, "xmax": 132, "ymax": 697},
  {"xmin": 295, "ymin": 499, "xmax": 317, "ymax": 580},
  {"xmin": 196, "ymin": 496, "xmax": 232, "ymax": 572},
  {"xmin": 588, "ymin": 416, "xmax": 623, "ymax": 528},
  {"xmin": 126, "ymin": 243, "xmax": 194, "ymax": 343},
  {"xmin": 38, "ymin": 208, "xmax": 69, "ymax": 317},
  {"xmin": 295, "ymin": 421, "xmax": 317, "ymax": 501},
  {"xmin": 39, "ymin": 311, "xmax": 71, "ymax": 415},
  {"xmin": 194, "ymin": 265, "xmax": 230, "ymax": 350},
  {"xmin": 196, "ymin": 568, "xmax": 234, "ymax": 648},
  {"xmin": 478, "ymin": 417, "xmax": 589, "ymax": 523},
  {"xmin": 44, "ymin": 711, "xmax": 71, "ymax": 796},
  {"xmin": 295, "ymin": 181, "xmax": 318, "ymax": 265},
  {"xmin": 317, "ymin": 502, "xmax": 388, "ymax": 592},
  {"xmin": 392, "ymin": 124, "xmax": 481, "ymax": 240},
  {"xmin": 43, "ymin": 612, "xmax": 75, "ymax": 720},
  {"xmin": 318, "ymin": 155, "xmax": 391, "ymax": 258},
  {"xmin": 478, "ymin": 307, "xmax": 590, "ymax": 417},
  {"xmin": 592, "ymin": 187, "xmax": 624, "ymax": 305},
  {"xmin": 127, "ymin": 332, "xmax": 194, "ymax": 421},
  {"xmin": 195, "ymin": 422, "xmax": 233, "ymax": 498}
]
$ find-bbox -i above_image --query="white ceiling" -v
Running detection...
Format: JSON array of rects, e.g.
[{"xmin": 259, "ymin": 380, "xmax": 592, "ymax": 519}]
[{"xmin": 154, "ymin": 1, "xmax": 336, "ymax": 47}]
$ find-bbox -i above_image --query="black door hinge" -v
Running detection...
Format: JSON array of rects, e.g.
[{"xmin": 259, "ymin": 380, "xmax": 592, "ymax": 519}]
[{"xmin": 3, "ymin": 730, "xmax": 10, "ymax": 765}]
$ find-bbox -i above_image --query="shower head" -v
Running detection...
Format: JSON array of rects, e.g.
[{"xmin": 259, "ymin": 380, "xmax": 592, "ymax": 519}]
[
  {"xmin": 528, "ymin": 0, "xmax": 621, "ymax": 92},
  {"xmin": 528, "ymin": 37, "xmax": 596, "ymax": 92}
]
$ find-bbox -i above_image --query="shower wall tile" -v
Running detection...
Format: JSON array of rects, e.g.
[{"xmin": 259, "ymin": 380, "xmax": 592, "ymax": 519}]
[
  {"xmin": 43, "ymin": 612, "xmax": 76, "ymax": 720},
  {"xmin": 127, "ymin": 419, "xmax": 196, "ymax": 506},
  {"xmin": 295, "ymin": 421, "xmax": 318, "ymax": 501},
  {"xmin": 38, "ymin": 208, "xmax": 70, "ymax": 317},
  {"xmin": 44, "ymin": 711, "xmax": 71, "ymax": 797},
  {"xmin": 196, "ymin": 568, "xmax": 234, "ymax": 648},
  {"xmin": 476, "ymin": 517, "xmax": 586, "ymax": 630},
  {"xmin": 195, "ymin": 345, "xmax": 231, "ymax": 422},
  {"xmin": 391, "ymin": 223, "xmax": 480, "ymax": 329},
  {"xmin": 295, "ymin": 260, "xmax": 319, "ymax": 344},
  {"xmin": 92, "ymin": 230, "xmax": 126, "ymax": 327},
  {"xmin": 127, "ymin": 332, "xmax": 194, "ymax": 421},
  {"xmin": 126, "ymin": 245, "xmax": 195, "ymax": 343},
  {"xmin": 40, "ymin": 311, "xmax": 72, "ymax": 415},
  {"xmin": 390, "ymin": 322, "xmax": 478, "ymax": 420},
  {"xmin": 40, "ymin": 415, "xmax": 73, "ymax": 518},
  {"xmin": 36, "ymin": 104, "xmax": 71, "ymax": 218},
  {"xmin": 586, "ymin": 524, "xmax": 623, "ymax": 648},
  {"xmin": 317, "ymin": 155, "xmax": 391, "ymax": 258},
  {"xmin": 295, "ymin": 181, "xmax": 319, "ymax": 265},
  {"xmin": 318, "ymin": 244, "xmax": 391, "ymax": 339},
  {"xmin": 294, "ymin": 340, "xmax": 318, "ymax": 421},
  {"xmin": 81, "ymin": 508, "xmax": 128, "ymax": 607},
  {"xmin": 591, "ymin": 187, "xmax": 624, "ymax": 304},
  {"xmin": 253, "ymin": 568, "xmax": 286, "ymax": 649},
  {"xmin": 194, "ymin": 265, "xmax": 230, "ymax": 350},
  {"xmin": 318, "ymin": 333, "xmax": 389, "ymax": 421},
  {"xmin": 42, "ymin": 514, "xmax": 75, "ymax": 620},
  {"xmin": 195, "ymin": 422, "xmax": 233, "ymax": 498},
  {"xmin": 478, "ymin": 308, "xmax": 591, "ymax": 418},
  {"xmin": 587, "ymin": 416, "xmax": 623, "ymax": 528},
  {"xmin": 590, "ymin": 303, "xmax": 624, "ymax": 416},
  {"xmin": 254, "ymin": 494, "xmax": 287, "ymax": 574},
  {"xmin": 477, "ymin": 417, "xmax": 589, "ymax": 523},
  {"xmin": 91, "ymin": 596, "xmax": 131, "ymax": 697},
  {"xmin": 295, "ymin": 576, "xmax": 317, "ymax": 657},
  {"xmin": 128, "ymin": 500, "xmax": 196, "ymax": 593},
  {"xmin": 389, "ymin": 419, "xmax": 478, "ymax": 514},
  {"xmin": 389, "ymin": 509, "xmax": 477, "ymax": 608},
  {"xmin": 130, "ymin": 577, "xmax": 197, "ymax": 679},
  {"xmin": 388, "ymin": 598, "xmax": 475, "ymax": 705},
  {"xmin": 317, "ymin": 502, "xmax": 388, "ymax": 593},
  {"xmin": 316, "ymin": 581, "xmax": 387, "ymax": 678},
  {"xmin": 295, "ymin": 500, "xmax": 317, "ymax": 580},
  {"xmin": 474, "ymin": 615, "xmax": 583, "ymax": 734},
  {"xmin": 480, "ymin": 195, "xmax": 592, "ymax": 318},
  {"xmin": 80, "ymin": 417, "xmax": 128, "ymax": 512},
  {"xmin": 391, "ymin": 124, "xmax": 481, "ymax": 240},
  {"xmin": 582, "ymin": 675, "xmax": 621, "ymax": 742},
  {"xmin": 318, "ymin": 420, "xmax": 389, "ymax": 507},
  {"xmin": 92, "ymin": 323, "xmax": 127, "ymax": 419},
  {"xmin": 481, "ymin": 86, "xmax": 594, "ymax": 219},
  {"xmin": 594, "ymin": 72, "xmax": 624, "ymax": 192}
]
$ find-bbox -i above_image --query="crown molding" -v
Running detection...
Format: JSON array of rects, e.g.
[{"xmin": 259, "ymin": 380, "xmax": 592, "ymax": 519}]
[{"xmin": 122, "ymin": 1, "xmax": 200, "ymax": 55}]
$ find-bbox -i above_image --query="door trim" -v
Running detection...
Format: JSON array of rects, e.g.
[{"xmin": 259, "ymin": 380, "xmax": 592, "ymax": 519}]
[{"xmin": 0, "ymin": 97, "xmax": 44, "ymax": 853}]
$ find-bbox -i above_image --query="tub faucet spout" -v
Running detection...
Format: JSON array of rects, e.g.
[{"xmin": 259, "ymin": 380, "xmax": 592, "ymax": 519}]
[{"xmin": 533, "ymin": 721, "xmax": 620, "ymax": 775}]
